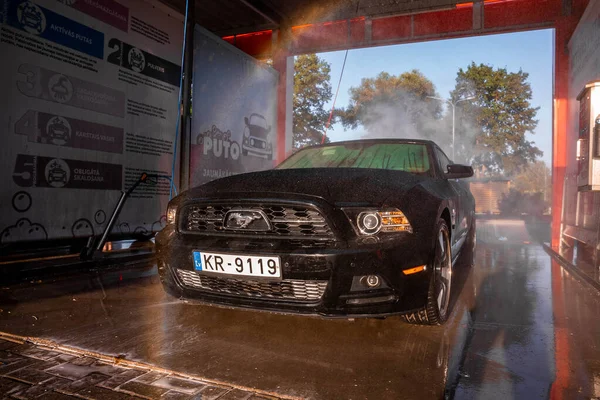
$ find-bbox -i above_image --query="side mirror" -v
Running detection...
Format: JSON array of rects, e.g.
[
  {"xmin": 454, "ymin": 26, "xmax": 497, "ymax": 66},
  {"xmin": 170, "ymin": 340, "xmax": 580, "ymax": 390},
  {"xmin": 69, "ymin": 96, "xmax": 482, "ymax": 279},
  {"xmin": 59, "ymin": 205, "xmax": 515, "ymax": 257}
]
[{"xmin": 445, "ymin": 164, "xmax": 474, "ymax": 179}]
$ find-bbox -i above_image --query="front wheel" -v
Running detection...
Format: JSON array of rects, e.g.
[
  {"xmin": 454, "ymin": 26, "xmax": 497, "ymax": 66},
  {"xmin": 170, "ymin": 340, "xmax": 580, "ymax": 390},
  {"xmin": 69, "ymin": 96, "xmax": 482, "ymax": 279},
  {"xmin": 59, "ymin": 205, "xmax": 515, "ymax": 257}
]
[
  {"xmin": 401, "ymin": 219, "xmax": 452, "ymax": 325},
  {"xmin": 466, "ymin": 217, "xmax": 476, "ymax": 254}
]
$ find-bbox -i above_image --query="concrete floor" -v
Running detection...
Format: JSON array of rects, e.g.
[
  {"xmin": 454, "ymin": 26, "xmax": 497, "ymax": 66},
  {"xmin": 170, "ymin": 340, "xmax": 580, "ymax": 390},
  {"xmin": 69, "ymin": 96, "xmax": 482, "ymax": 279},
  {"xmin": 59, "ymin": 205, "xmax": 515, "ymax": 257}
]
[{"xmin": 1, "ymin": 220, "xmax": 599, "ymax": 399}]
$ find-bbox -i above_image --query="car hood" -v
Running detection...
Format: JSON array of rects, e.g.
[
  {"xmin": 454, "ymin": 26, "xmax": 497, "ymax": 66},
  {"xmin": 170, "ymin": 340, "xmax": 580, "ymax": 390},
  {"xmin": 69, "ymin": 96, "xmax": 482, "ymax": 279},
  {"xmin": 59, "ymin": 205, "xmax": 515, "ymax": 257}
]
[{"xmin": 184, "ymin": 168, "xmax": 427, "ymax": 206}]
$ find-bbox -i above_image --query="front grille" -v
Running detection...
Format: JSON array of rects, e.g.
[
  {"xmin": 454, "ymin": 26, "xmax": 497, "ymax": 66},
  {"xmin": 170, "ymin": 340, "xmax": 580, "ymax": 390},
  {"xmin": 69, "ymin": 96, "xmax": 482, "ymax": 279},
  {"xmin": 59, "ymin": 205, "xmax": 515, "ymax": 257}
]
[
  {"xmin": 183, "ymin": 204, "xmax": 333, "ymax": 238},
  {"xmin": 250, "ymin": 137, "xmax": 266, "ymax": 149},
  {"xmin": 176, "ymin": 269, "xmax": 328, "ymax": 302}
]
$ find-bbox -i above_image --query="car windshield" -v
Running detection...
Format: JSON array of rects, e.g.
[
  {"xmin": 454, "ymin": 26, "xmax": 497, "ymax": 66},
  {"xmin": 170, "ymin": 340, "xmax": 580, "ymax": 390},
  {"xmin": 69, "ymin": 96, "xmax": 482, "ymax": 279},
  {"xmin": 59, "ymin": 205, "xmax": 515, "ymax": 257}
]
[
  {"xmin": 249, "ymin": 114, "xmax": 268, "ymax": 129},
  {"xmin": 277, "ymin": 142, "xmax": 431, "ymax": 175}
]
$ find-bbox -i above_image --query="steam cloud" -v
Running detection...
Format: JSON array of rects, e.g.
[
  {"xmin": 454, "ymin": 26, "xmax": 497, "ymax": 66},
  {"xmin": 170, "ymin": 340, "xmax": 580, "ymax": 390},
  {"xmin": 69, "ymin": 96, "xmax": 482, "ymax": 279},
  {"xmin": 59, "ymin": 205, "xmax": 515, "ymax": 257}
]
[{"xmin": 356, "ymin": 91, "xmax": 481, "ymax": 164}]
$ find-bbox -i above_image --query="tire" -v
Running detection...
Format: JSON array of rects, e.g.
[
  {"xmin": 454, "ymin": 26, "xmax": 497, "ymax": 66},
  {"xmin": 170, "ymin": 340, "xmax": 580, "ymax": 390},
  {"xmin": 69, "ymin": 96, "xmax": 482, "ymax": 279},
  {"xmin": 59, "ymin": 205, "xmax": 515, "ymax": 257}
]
[
  {"xmin": 466, "ymin": 217, "xmax": 476, "ymax": 253},
  {"xmin": 402, "ymin": 219, "xmax": 453, "ymax": 325}
]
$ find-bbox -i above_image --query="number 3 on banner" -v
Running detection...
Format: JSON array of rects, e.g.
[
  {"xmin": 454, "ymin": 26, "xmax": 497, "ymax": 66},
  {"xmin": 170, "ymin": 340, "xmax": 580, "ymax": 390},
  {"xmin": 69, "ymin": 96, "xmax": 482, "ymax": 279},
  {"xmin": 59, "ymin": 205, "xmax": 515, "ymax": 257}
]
[
  {"xmin": 17, "ymin": 64, "xmax": 43, "ymax": 98},
  {"xmin": 15, "ymin": 110, "xmax": 39, "ymax": 142}
]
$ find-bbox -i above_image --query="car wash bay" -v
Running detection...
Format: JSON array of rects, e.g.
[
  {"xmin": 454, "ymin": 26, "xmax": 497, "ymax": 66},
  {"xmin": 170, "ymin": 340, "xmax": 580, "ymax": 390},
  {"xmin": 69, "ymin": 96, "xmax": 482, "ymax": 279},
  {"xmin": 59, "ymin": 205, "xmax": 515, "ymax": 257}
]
[
  {"xmin": 2, "ymin": 0, "xmax": 600, "ymax": 399},
  {"xmin": 1, "ymin": 221, "xmax": 600, "ymax": 399}
]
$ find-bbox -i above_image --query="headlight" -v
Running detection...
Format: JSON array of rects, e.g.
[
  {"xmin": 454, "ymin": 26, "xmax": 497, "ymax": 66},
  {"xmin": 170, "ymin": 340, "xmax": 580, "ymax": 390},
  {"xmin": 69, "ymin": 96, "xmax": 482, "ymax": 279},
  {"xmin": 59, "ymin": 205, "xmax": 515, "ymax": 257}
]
[
  {"xmin": 357, "ymin": 212, "xmax": 382, "ymax": 235},
  {"xmin": 166, "ymin": 203, "xmax": 177, "ymax": 224},
  {"xmin": 350, "ymin": 208, "xmax": 413, "ymax": 235}
]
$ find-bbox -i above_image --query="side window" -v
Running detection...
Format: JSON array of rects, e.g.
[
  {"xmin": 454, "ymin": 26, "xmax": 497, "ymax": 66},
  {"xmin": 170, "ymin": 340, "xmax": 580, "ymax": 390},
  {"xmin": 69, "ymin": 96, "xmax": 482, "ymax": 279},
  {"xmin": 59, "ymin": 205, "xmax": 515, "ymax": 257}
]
[{"xmin": 435, "ymin": 148, "xmax": 452, "ymax": 175}]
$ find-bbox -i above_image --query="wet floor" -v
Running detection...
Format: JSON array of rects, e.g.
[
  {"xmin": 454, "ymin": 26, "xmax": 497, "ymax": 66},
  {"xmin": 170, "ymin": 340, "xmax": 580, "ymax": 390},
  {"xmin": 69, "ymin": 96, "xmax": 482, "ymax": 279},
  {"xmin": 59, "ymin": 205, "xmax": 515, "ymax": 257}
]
[{"xmin": 1, "ymin": 219, "xmax": 599, "ymax": 399}]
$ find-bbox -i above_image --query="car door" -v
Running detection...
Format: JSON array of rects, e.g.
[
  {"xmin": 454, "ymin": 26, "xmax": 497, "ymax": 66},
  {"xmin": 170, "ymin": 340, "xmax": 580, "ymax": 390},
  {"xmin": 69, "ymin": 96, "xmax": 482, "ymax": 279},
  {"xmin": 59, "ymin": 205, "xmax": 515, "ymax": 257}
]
[{"xmin": 434, "ymin": 147, "xmax": 468, "ymax": 250}]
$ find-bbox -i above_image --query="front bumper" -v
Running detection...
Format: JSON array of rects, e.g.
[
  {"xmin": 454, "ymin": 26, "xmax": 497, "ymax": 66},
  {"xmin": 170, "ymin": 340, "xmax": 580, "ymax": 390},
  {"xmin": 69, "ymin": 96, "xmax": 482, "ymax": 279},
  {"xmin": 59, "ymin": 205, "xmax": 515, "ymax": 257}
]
[
  {"xmin": 242, "ymin": 142, "xmax": 272, "ymax": 156},
  {"xmin": 156, "ymin": 225, "xmax": 433, "ymax": 317}
]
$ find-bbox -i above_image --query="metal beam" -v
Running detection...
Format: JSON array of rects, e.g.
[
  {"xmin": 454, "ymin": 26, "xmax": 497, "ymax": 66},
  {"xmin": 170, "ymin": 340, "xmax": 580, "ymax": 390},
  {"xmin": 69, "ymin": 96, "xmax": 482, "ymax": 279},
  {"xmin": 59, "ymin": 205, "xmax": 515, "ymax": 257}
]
[
  {"xmin": 215, "ymin": 23, "xmax": 276, "ymax": 37},
  {"xmin": 179, "ymin": 0, "xmax": 195, "ymax": 192},
  {"xmin": 239, "ymin": 0, "xmax": 281, "ymax": 27}
]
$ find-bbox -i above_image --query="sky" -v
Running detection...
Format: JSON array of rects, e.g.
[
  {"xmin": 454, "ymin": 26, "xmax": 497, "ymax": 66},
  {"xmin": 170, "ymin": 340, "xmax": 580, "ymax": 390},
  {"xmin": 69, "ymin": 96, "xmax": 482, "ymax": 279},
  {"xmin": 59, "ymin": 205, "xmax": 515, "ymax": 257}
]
[{"xmin": 317, "ymin": 29, "xmax": 554, "ymax": 166}]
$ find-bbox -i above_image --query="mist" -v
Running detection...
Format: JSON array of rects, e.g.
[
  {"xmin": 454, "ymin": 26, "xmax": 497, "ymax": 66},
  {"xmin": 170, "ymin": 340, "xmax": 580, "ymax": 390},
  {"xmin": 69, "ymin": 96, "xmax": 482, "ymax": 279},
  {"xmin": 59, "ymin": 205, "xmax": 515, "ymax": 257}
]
[{"xmin": 355, "ymin": 92, "xmax": 482, "ymax": 165}]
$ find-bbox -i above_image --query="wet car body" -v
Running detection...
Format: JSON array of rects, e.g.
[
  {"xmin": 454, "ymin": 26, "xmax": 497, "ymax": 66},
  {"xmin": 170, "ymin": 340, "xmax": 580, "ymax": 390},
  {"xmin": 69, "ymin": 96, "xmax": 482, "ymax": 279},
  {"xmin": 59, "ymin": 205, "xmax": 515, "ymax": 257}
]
[{"xmin": 157, "ymin": 139, "xmax": 475, "ymax": 323}]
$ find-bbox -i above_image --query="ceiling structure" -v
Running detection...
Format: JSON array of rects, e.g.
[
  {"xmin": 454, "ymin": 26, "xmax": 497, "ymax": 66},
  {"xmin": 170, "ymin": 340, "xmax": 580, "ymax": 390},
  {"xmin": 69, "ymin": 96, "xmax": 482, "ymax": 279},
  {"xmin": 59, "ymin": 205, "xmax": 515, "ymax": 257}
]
[{"xmin": 159, "ymin": 0, "xmax": 474, "ymax": 36}]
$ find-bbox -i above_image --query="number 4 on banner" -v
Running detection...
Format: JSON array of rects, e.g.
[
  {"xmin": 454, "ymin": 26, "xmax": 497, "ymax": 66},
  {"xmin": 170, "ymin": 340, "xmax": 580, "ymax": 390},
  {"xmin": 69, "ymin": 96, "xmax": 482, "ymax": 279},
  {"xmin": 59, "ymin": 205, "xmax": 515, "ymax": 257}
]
[{"xmin": 15, "ymin": 110, "xmax": 39, "ymax": 142}]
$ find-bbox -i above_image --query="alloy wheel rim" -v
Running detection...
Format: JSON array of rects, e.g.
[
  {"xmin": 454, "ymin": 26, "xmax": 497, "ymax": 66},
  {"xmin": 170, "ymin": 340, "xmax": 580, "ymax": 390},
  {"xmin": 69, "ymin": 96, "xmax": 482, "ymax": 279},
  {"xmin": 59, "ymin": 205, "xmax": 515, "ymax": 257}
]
[{"xmin": 435, "ymin": 229, "xmax": 452, "ymax": 317}]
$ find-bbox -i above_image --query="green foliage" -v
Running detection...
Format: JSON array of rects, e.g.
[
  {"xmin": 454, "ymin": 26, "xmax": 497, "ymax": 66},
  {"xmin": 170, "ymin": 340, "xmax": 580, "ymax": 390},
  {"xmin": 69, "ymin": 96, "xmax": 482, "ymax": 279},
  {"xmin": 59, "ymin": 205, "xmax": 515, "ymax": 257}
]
[
  {"xmin": 498, "ymin": 189, "xmax": 546, "ymax": 216},
  {"xmin": 512, "ymin": 160, "xmax": 551, "ymax": 195},
  {"xmin": 293, "ymin": 54, "xmax": 332, "ymax": 149},
  {"xmin": 451, "ymin": 62, "xmax": 541, "ymax": 176},
  {"xmin": 337, "ymin": 70, "xmax": 441, "ymax": 135}
]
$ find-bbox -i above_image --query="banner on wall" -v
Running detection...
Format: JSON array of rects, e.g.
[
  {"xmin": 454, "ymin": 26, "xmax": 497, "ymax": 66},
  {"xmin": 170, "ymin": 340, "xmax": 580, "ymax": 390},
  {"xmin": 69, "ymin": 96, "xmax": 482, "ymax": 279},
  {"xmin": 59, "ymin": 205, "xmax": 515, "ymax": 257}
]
[
  {"xmin": 0, "ymin": 0, "xmax": 184, "ymax": 243},
  {"xmin": 190, "ymin": 26, "xmax": 278, "ymax": 187}
]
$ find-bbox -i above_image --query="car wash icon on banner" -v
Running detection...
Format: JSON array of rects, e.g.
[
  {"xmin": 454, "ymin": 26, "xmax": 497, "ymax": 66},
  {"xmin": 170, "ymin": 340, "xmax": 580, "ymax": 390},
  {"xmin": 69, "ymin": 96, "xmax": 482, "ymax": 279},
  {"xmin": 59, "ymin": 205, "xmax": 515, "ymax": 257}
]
[
  {"xmin": 45, "ymin": 159, "xmax": 70, "ymax": 188},
  {"xmin": 242, "ymin": 114, "xmax": 273, "ymax": 160},
  {"xmin": 44, "ymin": 116, "xmax": 71, "ymax": 146},
  {"xmin": 48, "ymin": 75, "xmax": 73, "ymax": 104},
  {"xmin": 17, "ymin": 1, "xmax": 46, "ymax": 35},
  {"xmin": 128, "ymin": 48, "xmax": 146, "ymax": 73}
]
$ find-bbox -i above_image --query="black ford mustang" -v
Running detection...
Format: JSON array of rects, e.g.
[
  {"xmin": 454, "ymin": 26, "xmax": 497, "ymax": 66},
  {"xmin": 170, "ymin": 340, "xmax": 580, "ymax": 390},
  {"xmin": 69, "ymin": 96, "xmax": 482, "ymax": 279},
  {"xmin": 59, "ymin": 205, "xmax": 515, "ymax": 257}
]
[{"xmin": 157, "ymin": 139, "xmax": 475, "ymax": 324}]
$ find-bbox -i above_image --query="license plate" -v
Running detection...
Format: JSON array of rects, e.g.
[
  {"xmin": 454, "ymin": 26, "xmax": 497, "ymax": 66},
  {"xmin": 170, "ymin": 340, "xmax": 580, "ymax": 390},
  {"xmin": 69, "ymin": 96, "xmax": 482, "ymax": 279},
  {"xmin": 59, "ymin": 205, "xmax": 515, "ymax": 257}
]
[{"xmin": 192, "ymin": 251, "xmax": 281, "ymax": 279}]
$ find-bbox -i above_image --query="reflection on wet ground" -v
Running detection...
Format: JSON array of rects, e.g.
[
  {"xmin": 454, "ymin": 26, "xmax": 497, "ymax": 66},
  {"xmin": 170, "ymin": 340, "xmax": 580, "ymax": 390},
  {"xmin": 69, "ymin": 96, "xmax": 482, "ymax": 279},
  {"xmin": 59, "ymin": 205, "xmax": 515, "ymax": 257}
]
[
  {"xmin": 1, "ymin": 219, "xmax": 599, "ymax": 399},
  {"xmin": 455, "ymin": 226, "xmax": 555, "ymax": 398}
]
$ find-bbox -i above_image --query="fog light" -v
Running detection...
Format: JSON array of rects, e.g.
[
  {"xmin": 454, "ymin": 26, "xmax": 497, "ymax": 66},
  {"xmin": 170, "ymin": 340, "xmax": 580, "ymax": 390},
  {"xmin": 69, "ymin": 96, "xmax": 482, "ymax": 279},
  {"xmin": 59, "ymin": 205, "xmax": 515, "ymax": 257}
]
[
  {"xmin": 363, "ymin": 275, "xmax": 380, "ymax": 288},
  {"xmin": 351, "ymin": 275, "xmax": 389, "ymax": 291}
]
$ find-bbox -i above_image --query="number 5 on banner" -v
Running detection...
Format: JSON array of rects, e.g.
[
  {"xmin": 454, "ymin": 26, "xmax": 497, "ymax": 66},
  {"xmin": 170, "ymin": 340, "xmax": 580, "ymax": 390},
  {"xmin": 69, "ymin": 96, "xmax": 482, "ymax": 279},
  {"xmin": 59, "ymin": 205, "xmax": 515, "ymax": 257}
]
[
  {"xmin": 14, "ymin": 110, "xmax": 39, "ymax": 142},
  {"xmin": 13, "ymin": 154, "xmax": 36, "ymax": 187}
]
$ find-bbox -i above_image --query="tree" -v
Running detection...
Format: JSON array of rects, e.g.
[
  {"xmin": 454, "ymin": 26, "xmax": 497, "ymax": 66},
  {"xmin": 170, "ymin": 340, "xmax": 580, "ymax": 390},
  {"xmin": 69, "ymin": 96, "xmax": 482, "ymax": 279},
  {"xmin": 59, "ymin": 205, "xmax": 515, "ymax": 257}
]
[
  {"xmin": 512, "ymin": 161, "xmax": 551, "ymax": 194},
  {"xmin": 451, "ymin": 62, "xmax": 541, "ymax": 177},
  {"xmin": 293, "ymin": 54, "xmax": 332, "ymax": 149},
  {"xmin": 337, "ymin": 70, "xmax": 443, "ymax": 142},
  {"xmin": 498, "ymin": 189, "xmax": 546, "ymax": 217}
]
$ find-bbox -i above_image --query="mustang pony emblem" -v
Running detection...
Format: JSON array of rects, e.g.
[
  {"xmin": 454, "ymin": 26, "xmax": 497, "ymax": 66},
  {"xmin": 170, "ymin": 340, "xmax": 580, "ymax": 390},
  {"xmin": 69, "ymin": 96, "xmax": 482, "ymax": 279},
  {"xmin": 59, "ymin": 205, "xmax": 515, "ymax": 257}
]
[{"xmin": 225, "ymin": 212, "xmax": 263, "ymax": 229}]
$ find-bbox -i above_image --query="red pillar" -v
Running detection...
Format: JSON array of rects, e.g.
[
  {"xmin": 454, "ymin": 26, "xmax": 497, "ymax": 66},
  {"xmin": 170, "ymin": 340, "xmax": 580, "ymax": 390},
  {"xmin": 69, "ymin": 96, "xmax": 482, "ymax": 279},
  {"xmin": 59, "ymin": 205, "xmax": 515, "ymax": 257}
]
[
  {"xmin": 552, "ymin": 20, "xmax": 570, "ymax": 249},
  {"xmin": 272, "ymin": 29, "xmax": 292, "ymax": 164},
  {"xmin": 549, "ymin": 3, "xmax": 588, "ymax": 396},
  {"xmin": 551, "ymin": 22, "xmax": 574, "ymax": 398},
  {"xmin": 552, "ymin": 0, "xmax": 589, "ymax": 250}
]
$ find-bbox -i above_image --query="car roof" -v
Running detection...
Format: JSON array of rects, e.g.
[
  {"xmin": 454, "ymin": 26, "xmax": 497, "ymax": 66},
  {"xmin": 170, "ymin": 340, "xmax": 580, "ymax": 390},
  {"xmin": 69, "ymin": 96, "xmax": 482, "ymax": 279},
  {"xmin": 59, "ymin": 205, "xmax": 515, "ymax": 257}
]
[{"xmin": 300, "ymin": 138, "xmax": 437, "ymax": 149}]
